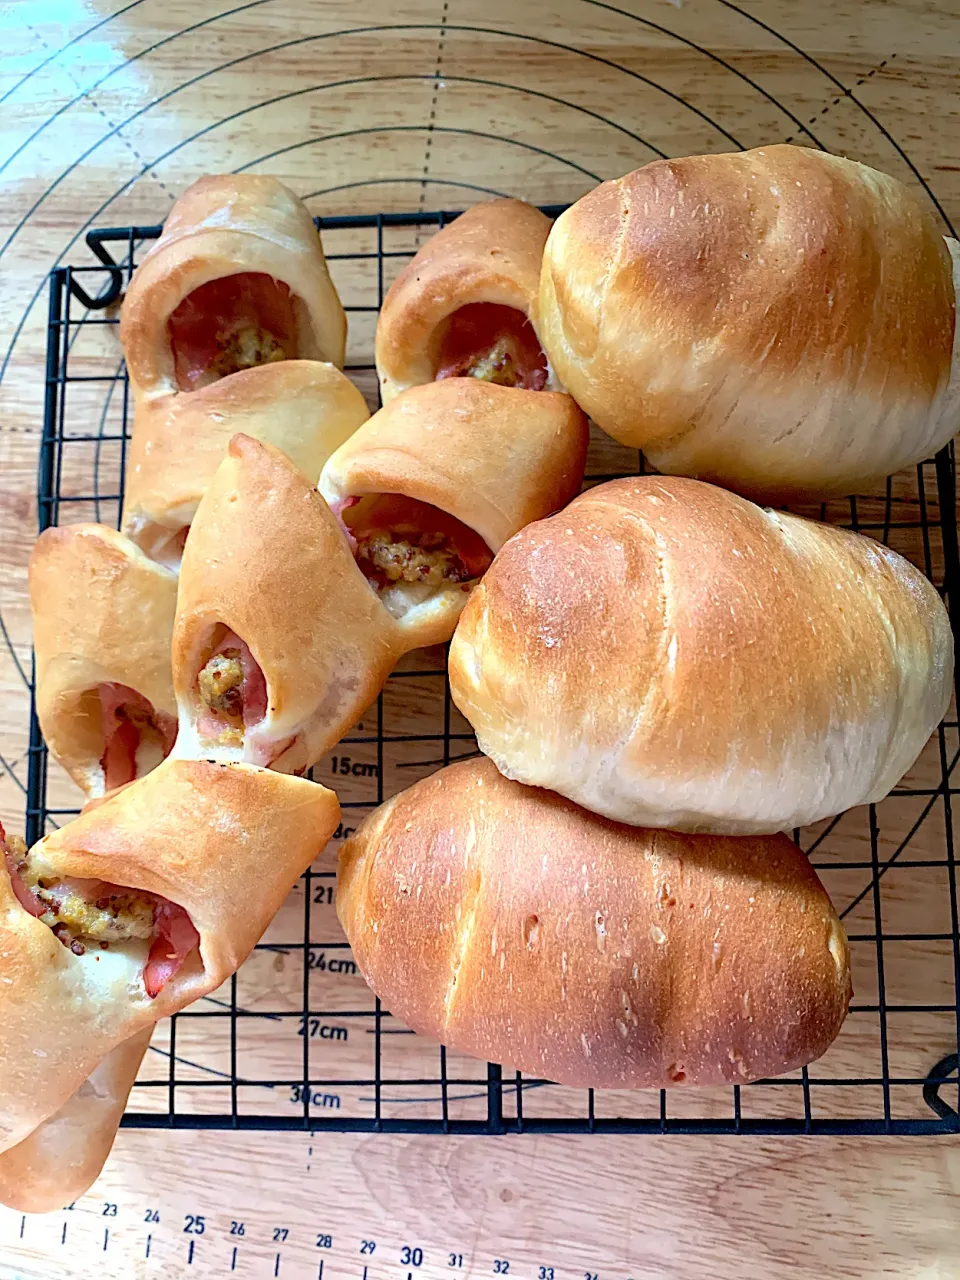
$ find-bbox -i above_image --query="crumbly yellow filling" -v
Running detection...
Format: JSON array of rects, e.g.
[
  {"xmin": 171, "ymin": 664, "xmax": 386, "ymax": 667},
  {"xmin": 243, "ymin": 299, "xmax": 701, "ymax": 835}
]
[{"xmin": 357, "ymin": 533, "xmax": 470, "ymax": 587}]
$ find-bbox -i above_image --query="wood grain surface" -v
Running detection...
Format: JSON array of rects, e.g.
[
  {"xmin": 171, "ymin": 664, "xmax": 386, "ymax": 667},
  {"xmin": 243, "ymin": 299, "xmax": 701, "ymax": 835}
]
[{"xmin": 1, "ymin": 0, "xmax": 959, "ymax": 1275}]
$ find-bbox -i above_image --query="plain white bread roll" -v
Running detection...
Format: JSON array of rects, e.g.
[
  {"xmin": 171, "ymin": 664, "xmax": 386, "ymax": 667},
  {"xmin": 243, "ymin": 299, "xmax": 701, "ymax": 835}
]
[
  {"xmin": 449, "ymin": 476, "xmax": 954, "ymax": 835},
  {"xmin": 338, "ymin": 758, "xmax": 851, "ymax": 1088},
  {"xmin": 536, "ymin": 145, "xmax": 959, "ymax": 502}
]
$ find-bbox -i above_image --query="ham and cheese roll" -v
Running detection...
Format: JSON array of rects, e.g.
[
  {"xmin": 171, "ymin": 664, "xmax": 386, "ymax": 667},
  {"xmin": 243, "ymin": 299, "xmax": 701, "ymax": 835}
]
[
  {"xmin": 319, "ymin": 380, "xmax": 589, "ymax": 649},
  {"xmin": 0, "ymin": 759, "xmax": 339, "ymax": 1153},
  {"xmin": 375, "ymin": 199, "xmax": 558, "ymax": 402},
  {"xmin": 172, "ymin": 435, "xmax": 407, "ymax": 773},
  {"xmin": 0, "ymin": 1029, "xmax": 151, "ymax": 1213},
  {"xmin": 121, "ymin": 360, "xmax": 369, "ymax": 570},
  {"xmin": 121, "ymin": 174, "xmax": 346, "ymax": 400},
  {"xmin": 29, "ymin": 525, "xmax": 178, "ymax": 799}
]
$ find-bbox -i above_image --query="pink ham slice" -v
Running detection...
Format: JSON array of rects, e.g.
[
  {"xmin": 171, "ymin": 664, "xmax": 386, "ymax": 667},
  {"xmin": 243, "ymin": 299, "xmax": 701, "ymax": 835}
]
[
  {"xmin": 144, "ymin": 902, "xmax": 201, "ymax": 999},
  {"xmin": 99, "ymin": 684, "xmax": 177, "ymax": 793},
  {"xmin": 168, "ymin": 272, "xmax": 299, "ymax": 392},
  {"xmin": 435, "ymin": 302, "xmax": 548, "ymax": 390}
]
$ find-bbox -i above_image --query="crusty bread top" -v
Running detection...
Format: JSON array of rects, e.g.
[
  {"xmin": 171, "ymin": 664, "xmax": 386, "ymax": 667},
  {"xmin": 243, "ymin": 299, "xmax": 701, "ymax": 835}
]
[
  {"xmin": 320, "ymin": 379, "xmax": 588, "ymax": 553},
  {"xmin": 120, "ymin": 174, "xmax": 346, "ymax": 394},
  {"xmin": 449, "ymin": 476, "xmax": 953, "ymax": 833},
  {"xmin": 122, "ymin": 359, "xmax": 369, "ymax": 535},
  {"xmin": 537, "ymin": 146, "xmax": 957, "ymax": 498},
  {"xmin": 376, "ymin": 198, "xmax": 553, "ymax": 400},
  {"xmin": 338, "ymin": 757, "xmax": 851, "ymax": 1088}
]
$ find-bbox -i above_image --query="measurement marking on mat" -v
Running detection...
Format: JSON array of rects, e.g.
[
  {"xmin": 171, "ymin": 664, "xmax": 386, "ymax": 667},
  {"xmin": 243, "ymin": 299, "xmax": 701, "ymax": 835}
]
[
  {"xmin": 275, "ymin": 1252, "xmax": 281, "ymax": 1276},
  {"xmin": 188, "ymin": 1238, "xmax": 195, "ymax": 1265},
  {"xmin": 291, "ymin": 1084, "xmax": 341, "ymax": 1108},
  {"xmin": 298, "ymin": 1017, "xmax": 349, "ymax": 1040},
  {"xmin": 145, "ymin": 1234, "xmax": 152, "ymax": 1259},
  {"xmin": 231, "ymin": 1245, "xmax": 238, "ymax": 1271},
  {"xmin": 60, "ymin": 1223, "xmax": 67, "ymax": 1245},
  {"xmin": 318, "ymin": 1261, "xmax": 324, "ymax": 1280},
  {"xmin": 308, "ymin": 950, "xmax": 358, "ymax": 974},
  {"xmin": 331, "ymin": 755, "xmax": 379, "ymax": 778},
  {"xmin": 103, "ymin": 1228, "xmax": 109, "ymax": 1251},
  {"xmin": 18, "ymin": 1215, "xmax": 24, "ymax": 1239}
]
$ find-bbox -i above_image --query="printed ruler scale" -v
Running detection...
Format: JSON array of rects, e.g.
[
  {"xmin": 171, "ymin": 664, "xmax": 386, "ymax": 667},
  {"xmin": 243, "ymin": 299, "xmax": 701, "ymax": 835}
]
[{"xmin": 0, "ymin": 1158, "xmax": 616, "ymax": 1280}]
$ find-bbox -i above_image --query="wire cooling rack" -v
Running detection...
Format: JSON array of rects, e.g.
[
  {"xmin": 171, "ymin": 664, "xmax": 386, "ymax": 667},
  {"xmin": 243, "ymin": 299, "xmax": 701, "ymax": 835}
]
[{"xmin": 28, "ymin": 209, "xmax": 960, "ymax": 1136}]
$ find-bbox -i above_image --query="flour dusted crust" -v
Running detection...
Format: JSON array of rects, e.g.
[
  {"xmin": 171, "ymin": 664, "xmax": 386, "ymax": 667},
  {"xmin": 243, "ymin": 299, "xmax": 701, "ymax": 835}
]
[
  {"xmin": 449, "ymin": 476, "xmax": 954, "ymax": 834},
  {"xmin": 338, "ymin": 758, "xmax": 851, "ymax": 1087},
  {"xmin": 538, "ymin": 145, "xmax": 959, "ymax": 500}
]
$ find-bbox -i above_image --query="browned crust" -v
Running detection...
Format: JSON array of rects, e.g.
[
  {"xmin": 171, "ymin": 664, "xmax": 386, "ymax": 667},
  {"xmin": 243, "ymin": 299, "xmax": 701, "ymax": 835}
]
[
  {"xmin": 375, "ymin": 199, "xmax": 553, "ymax": 401},
  {"xmin": 448, "ymin": 476, "xmax": 953, "ymax": 834},
  {"xmin": 538, "ymin": 146, "xmax": 957, "ymax": 499},
  {"xmin": 29, "ymin": 524, "xmax": 178, "ymax": 797},
  {"xmin": 0, "ymin": 1028, "xmax": 151, "ymax": 1213},
  {"xmin": 120, "ymin": 175, "xmax": 346, "ymax": 395},
  {"xmin": 172, "ymin": 435, "xmax": 407, "ymax": 771},
  {"xmin": 319, "ymin": 379, "xmax": 588, "ymax": 613},
  {"xmin": 338, "ymin": 758, "xmax": 851, "ymax": 1088},
  {"xmin": 0, "ymin": 758, "xmax": 338, "ymax": 1152},
  {"xmin": 122, "ymin": 359, "xmax": 369, "ymax": 541}
]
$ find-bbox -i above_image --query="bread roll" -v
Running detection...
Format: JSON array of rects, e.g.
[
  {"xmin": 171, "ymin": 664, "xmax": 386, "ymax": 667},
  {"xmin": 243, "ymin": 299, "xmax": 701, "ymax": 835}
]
[
  {"xmin": 172, "ymin": 435, "xmax": 408, "ymax": 773},
  {"xmin": 29, "ymin": 524, "xmax": 178, "ymax": 798},
  {"xmin": 537, "ymin": 145, "xmax": 959, "ymax": 501},
  {"xmin": 376, "ymin": 199, "xmax": 558, "ymax": 402},
  {"xmin": 0, "ymin": 758, "xmax": 338, "ymax": 1152},
  {"xmin": 338, "ymin": 758, "xmax": 851, "ymax": 1088},
  {"xmin": 319, "ymin": 380, "xmax": 588, "ymax": 647},
  {"xmin": 121, "ymin": 174, "xmax": 345, "ymax": 398},
  {"xmin": 449, "ymin": 476, "xmax": 953, "ymax": 834},
  {"xmin": 122, "ymin": 360, "xmax": 369, "ymax": 570},
  {"xmin": 0, "ymin": 1028, "xmax": 150, "ymax": 1213}
]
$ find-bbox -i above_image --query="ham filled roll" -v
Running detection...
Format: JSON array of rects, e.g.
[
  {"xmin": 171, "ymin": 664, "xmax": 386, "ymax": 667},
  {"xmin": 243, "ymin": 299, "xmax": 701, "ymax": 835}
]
[
  {"xmin": 375, "ymin": 199, "xmax": 558, "ymax": 402},
  {"xmin": 121, "ymin": 360, "xmax": 369, "ymax": 571},
  {"xmin": 29, "ymin": 525, "xmax": 178, "ymax": 798},
  {"xmin": 320, "ymin": 379, "xmax": 589, "ymax": 649},
  {"xmin": 121, "ymin": 174, "xmax": 346, "ymax": 399},
  {"xmin": 0, "ymin": 758, "xmax": 339, "ymax": 1153}
]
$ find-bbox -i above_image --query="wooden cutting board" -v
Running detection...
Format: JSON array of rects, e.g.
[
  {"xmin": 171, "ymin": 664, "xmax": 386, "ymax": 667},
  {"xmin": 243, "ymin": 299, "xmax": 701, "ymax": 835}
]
[{"xmin": 1, "ymin": 1, "xmax": 959, "ymax": 1275}]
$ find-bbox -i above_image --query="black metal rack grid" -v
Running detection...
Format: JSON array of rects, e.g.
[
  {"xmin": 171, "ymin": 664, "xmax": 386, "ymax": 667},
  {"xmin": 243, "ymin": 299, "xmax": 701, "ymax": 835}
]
[{"xmin": 27, "ymin": 208, "xmax": 960, "ymax": 1136}]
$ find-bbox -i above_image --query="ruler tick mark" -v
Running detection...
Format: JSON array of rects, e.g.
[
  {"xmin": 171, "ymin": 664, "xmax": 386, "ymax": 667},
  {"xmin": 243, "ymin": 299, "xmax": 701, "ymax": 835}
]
[
  {"xmin": 18, "ymin": 1215, "xmax": 24, "ymax": 1239},
  {"xmin": 318, "ymin": 1260, "xmax": 324, "ymax": 1280},
  {"xmin": 231, "ymin": 1244, "xmax": 238, "ymax": 1271},
  {"xmin": 60, "ymin": 1223, "xmax": 67, "ymax": 1245},
  {"xmin": 188, "ymin": 1238, "xmax": 195, "ymax": 1264},
  {"xmin": 103, "ymin": 1228, "xmax": 109, "ymax": 1251},
  {"xmin": 146, "ymin": 1233, "xmax": 152, "ymax": 1259},
  {"xmin": 275, "ymin": 1251, "xmax": 282, "ymax": 1276}
]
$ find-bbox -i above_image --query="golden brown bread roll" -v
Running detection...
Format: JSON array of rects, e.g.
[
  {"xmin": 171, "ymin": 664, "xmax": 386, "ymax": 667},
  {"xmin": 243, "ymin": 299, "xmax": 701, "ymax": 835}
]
[
  {"xmin": 29, "ymin": 524, "xmax": 178, "ymax": 798},
  {"xmin": 0, "ymin": 1028, "xmax": 150, "ymax": 1213},
  {"xmin": 449, "ymin": 476, "xmax": 953, "ymax": 835},
  {"xmin": 0, "ymin": 759, "xmax": 338, "ymax": 1152},
  {"xmin": 537, "ymin": 145, "xmax": 960, "ymax": 501},
  {"xmin": 376, "ymin": 199, "xmax": 558, "ymax": 402},
  {"xmin": 338, "ymin": 758, "xmax": 852, "ymax": 1088},
  {"xmin": 172, "ymin": 435, "xmax": 408, "ymax": 773},
  {"xmin": 121, "ymin": 360, "xmax": 369, "ymax": 570},
  {"xmin": 121, "ymin": 174, "xmax": 345, "ymax": 398},
  {"xmin": 319, "ymin": 380, "xmax": 589, "ymax": 647}
]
